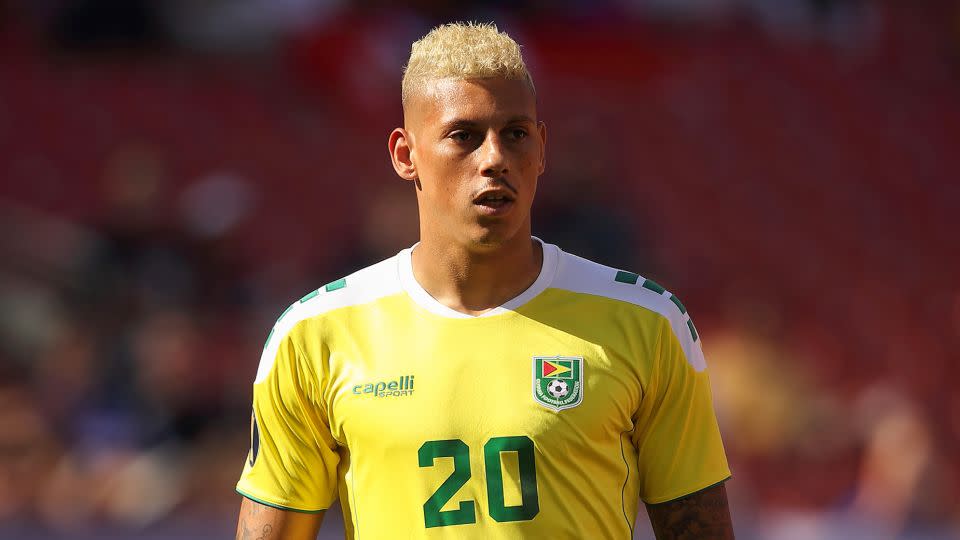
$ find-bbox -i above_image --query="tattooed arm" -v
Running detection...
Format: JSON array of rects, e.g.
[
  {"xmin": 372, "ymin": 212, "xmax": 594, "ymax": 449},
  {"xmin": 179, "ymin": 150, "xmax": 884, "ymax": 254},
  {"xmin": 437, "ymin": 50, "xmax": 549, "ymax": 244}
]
[
  {"xmin": 236, "ymin": 496, "xmax": 324, "ymax": 540},
  {"xmin": 645, "ymin": 482, "xmax": 734, "ymax": 540}
]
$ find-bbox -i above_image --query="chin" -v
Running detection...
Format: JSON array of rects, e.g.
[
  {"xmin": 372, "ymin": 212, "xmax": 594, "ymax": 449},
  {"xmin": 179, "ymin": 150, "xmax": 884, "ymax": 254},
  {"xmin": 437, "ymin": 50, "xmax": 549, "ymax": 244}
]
[{"xmin": 466, "ymin": 223, "xmax": 521, "ymax": 250}]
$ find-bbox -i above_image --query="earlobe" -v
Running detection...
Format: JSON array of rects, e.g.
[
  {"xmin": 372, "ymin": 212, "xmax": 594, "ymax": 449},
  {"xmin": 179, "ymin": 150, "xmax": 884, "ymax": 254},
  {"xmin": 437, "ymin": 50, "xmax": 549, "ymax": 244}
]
[{"xmin": 389, "ymin": 128, "xmax": 418, "ymax": 181}]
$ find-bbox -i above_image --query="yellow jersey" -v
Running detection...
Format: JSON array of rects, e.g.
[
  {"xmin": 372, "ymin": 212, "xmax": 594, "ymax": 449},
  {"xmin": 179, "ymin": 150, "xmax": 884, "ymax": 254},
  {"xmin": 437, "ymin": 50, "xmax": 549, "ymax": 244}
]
[{"xmin": 236, "ymin": 239, "xmax": 730, "ymax": 539}]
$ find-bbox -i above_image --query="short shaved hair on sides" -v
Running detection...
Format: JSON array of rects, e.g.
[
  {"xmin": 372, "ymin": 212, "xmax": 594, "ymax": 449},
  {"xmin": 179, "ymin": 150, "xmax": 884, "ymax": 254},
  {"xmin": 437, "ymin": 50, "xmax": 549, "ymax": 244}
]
[{"xmin": 401, "ymin": 22, "xmax": 535, "ymax": 106}]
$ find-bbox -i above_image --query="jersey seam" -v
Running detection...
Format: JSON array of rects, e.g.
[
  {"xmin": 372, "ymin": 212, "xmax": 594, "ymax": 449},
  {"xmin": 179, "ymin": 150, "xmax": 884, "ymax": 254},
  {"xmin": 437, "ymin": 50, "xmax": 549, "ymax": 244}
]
[
  {"xmin": 642, "ymin": 474, "xmax": 732, "ymax": 506},
  {"xmin": 287, "ymin": 333, "xmax": 343, "ymax": 448},
  {"xmin": 551, "ymin": 253, "xmax": 680, "ymax": 319},
  {"xmin": 282, "ymin": 291, "xmax": 408, "ymax": 341},
  {"xmin": 618, "ymin": 429, "xmax": 635, "ymax": 538},
  {"xmin": 350, "ymin": 457, "xmax": 361, "ymax": 539},
  {"xmin": 633, "ymin": 320, "xmax": 666, "ymax": 499},
  {"xmin": 235, "ymin": 486, "xmax": 328, "ymax": 513},
  {"xmin": 546, "ymin": 285, "xmax": 675, "ymax": 327},
  {"xmin": 256, "ymin": 288, "xmax": 407, "ymax": 385},
  {"xmin": 545, "ymin": 286, "xmax": 695, "ymax": 370}
]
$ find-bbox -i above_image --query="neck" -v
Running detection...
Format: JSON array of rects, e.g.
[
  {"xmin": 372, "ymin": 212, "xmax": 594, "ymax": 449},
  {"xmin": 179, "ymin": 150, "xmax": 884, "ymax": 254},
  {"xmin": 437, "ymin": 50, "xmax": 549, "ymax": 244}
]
[{"xmin": 411, "ymin": 232, "xmax": 543, "ymax": 316}]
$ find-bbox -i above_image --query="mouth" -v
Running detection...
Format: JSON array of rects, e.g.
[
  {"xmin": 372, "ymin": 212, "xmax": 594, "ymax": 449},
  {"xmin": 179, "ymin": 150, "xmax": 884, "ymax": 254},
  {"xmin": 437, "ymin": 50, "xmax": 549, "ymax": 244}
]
[{"xmin": 472, "ymin": 188, "xmax": 516, "ymax": 210}]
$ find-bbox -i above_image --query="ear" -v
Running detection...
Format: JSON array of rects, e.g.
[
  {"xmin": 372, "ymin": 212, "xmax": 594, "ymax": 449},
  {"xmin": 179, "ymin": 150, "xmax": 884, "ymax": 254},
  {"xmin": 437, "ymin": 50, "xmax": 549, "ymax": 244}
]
[
  {"xmin": 537, "ymin": 121, "xmax": 547, "ymax": 175},
  {"xmin": 388, "ymin": 128, "xmax": 418, "ymax": 182}
]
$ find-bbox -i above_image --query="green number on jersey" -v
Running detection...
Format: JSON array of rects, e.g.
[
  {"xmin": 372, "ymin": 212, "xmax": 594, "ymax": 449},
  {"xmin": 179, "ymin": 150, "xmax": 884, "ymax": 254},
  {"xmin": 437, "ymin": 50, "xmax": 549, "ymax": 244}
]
[
  {"xmin": 418, "ymin": 439, "xmax": 476, "ymax": 527},
  {"xmin": 484, "ymin": 436, "xmax": 540, "ymax": 522},
  {"xmin": 420, "ymin": 436, "xmax": 540, "ymax": 528}
]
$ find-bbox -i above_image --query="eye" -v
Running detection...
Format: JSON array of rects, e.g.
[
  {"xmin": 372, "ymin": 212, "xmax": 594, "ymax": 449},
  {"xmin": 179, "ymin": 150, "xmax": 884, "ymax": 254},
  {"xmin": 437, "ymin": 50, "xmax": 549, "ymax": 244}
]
[
  {"xmin": 510, "ymin": 128, "xmax": 528, "ymax": 140},
  {"xmin": 449, "ymin": 130, "xmax": 472, "ymax": 142}
]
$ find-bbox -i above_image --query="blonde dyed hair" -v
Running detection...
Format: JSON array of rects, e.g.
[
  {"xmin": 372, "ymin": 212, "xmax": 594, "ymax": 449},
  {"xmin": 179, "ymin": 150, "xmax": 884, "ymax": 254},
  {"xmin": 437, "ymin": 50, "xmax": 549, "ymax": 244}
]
[{"xmin": 402, "ymin": 22, "xmax": 534, "ymax": 105}]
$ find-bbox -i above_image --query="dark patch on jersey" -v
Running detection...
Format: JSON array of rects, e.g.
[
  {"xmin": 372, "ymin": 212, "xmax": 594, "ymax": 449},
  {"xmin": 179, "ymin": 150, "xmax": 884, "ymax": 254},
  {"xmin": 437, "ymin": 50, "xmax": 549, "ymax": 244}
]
[{"xmin": 249, "ymin": 411, "xmax": 260, "ymax": 467}]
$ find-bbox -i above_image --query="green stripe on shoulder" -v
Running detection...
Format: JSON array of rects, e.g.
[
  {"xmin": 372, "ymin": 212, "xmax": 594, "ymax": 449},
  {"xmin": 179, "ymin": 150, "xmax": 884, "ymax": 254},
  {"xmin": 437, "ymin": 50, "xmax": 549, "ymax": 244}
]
[
  {"xmin": 325, "ymin": 278, "xmax": 347, "ymax": 292},
  {"xmin": 261, "ymin": 327, "xmax": 275, "ymax": 351},
  {"xmin": 299, "ymin": 277, "xmax": 346, "ymax": 304},
  {"xmin": 641, "ymin": 279, "xmax": 666, "ymax": 295},
  {"xmin": 277, "ymin": 303, "xmax": 294, "ymax": 321},
  {"xmin": 687, "ymin": 319, "xmax": 699, "ymax": 342},
  {"xmin": 669, "ymin": 294, "xmax": 687, "ymax": 314},
  {"xmin": 236, "ymin": 488, "xmax": 327, "ymax": 514},
  {"xmin": 612, "ymin": 273, "xmax": 696, "ymax": 339}
]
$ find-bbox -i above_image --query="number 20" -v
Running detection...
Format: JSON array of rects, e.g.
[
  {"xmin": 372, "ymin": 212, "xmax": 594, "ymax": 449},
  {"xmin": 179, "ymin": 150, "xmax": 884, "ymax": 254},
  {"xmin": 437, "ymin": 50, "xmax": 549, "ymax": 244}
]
[{"xmin": 418, "ymin": 436, "xmax": 539, "ymax": 528}]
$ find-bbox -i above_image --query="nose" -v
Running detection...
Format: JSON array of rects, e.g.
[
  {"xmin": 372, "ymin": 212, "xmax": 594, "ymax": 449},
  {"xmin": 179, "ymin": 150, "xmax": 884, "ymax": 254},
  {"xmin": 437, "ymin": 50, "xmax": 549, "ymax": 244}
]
[{"xmin": 479, "ymin": 131, "xmax": 507, "ymax": 178}]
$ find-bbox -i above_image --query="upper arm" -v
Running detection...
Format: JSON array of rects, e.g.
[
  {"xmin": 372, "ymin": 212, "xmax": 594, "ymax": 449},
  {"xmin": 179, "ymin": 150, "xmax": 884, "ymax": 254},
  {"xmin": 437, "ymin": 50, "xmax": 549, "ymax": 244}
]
[
  {"xmin": 633, "ymin": 313, "xmax": 730, "ymax": 503},
  {"xmin": 645, "ymin": 482, "xmax": 734, "ymax": 540},
  {"xmin": 236, "ymin": 319, "xmax": 340, "ymax": 513},
  {"xmin": 236, "ymin": 496, "xmax": 324, "ymax": 540}
]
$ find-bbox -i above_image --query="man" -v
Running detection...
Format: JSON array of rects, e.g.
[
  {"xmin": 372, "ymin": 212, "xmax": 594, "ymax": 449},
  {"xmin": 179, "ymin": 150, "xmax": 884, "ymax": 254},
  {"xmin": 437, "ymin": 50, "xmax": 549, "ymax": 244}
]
[{"xmin": 235, "ymin": 22, "xmax": 733, "ymax": 539}]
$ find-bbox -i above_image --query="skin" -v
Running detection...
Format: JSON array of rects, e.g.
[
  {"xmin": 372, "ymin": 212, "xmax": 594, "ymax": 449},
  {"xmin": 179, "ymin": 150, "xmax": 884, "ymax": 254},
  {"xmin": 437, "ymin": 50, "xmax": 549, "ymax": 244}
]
[
  {"xmin": 235, "ymin": 497, "xmax": 322, "ymax": 539},
  {"xmin": 647, "ymin": 483, "xmax": 735, "ymax": 540},
  {"xmin": 236, "ymin": 75, "xmax": 734, "ymax": 539},
  {"xmin": 389, "ymin": 76, "xmax": 547, "ymax": 314}
]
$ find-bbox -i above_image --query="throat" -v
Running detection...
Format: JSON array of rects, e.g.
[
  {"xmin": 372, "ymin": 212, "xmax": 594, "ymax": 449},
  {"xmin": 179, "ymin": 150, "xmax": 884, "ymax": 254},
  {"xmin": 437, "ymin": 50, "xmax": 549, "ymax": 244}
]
[{"xmin": 410, "ymin": 237, "xmax": 544, "ymax": 316}]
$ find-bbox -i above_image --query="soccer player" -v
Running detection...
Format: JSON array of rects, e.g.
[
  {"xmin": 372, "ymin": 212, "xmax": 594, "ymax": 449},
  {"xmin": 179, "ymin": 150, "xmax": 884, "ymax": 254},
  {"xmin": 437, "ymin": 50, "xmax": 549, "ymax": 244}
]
[{"xmin": 235, "ymin": 22, "xmax": 733, "ymax": 539}]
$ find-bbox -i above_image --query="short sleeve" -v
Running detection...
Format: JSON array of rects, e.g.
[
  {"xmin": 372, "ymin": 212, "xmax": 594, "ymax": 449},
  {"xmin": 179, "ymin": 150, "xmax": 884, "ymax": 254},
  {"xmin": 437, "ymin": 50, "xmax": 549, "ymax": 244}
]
[
  {"xmin": 632, "ymin": 316, "xmax": 730, "ymax": 504},
  {"xmin": 236, "ymin": 329, "xmax": 340, "ymax": 512}
]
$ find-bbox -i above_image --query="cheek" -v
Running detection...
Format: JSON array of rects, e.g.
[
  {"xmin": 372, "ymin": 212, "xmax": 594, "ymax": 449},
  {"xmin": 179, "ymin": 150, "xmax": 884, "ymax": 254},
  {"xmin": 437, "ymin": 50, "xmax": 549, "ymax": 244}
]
[
  {"xmin": 516, "ymin": 153, "xmax": 542, "ymax": 188},
  {"xmin": 429, "ymin": 152, "xmax": 476, "ymax": 193},
  {"xmin": 513, "ymin": 142, "xmax": 540, "ymax": 169},
  {"xmin": 420, "ymin": 158, "xmax": 473, "ymax": 207}
]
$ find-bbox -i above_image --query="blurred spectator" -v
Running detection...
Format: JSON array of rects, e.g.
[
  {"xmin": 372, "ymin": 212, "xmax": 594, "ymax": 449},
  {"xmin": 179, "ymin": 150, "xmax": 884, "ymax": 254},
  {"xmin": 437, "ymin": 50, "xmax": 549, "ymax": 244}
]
[
  {"xmin": 51, "ymin": 0, "xmax": 168, "ymax": 51},
  {"xmin": 163, "ymin": 0, "xmax": 347, "ymax": 53},
  {"xmin": 0, "ymin": 373, "xmax": 62, "ymax": 524}
]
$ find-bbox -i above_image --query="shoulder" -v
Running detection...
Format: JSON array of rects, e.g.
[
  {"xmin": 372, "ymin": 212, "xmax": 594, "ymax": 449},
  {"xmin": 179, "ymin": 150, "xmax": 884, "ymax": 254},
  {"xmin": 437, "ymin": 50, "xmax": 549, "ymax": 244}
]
[
  {"xmin": 549, "ymin": 246, "xmax": 706, "ymax": 371},
  {"xmin": 289, "ymin": 255, "xmax": 403, "ymax": 323},
  {"xmin": 254, "ymin": 255, "xmax": 403, "ymax": 383}
]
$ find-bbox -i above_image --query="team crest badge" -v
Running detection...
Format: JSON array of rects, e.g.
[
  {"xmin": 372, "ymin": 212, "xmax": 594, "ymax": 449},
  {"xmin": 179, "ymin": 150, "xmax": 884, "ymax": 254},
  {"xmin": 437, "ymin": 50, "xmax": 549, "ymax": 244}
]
[{"xmin": 532, "ymin": 356, "xmax": 583, "ymax": 411}]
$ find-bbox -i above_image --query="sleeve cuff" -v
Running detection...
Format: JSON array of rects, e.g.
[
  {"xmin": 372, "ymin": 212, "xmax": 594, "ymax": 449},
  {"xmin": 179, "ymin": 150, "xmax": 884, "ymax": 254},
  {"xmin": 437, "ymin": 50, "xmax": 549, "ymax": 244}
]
[
  {"xmin": 642, "ymin": 474, "xmax": 732, "ymax": 505},
  {"xmin": 235, "ymin": 487, "xmax": 328, "ymax": 514}
]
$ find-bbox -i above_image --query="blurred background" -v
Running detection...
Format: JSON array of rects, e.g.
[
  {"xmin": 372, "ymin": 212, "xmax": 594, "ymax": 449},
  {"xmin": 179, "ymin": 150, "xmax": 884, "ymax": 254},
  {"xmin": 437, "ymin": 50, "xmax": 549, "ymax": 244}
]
[{"xmin": 0, "ymin": 0, "xmax": 957, "ymax": 538}]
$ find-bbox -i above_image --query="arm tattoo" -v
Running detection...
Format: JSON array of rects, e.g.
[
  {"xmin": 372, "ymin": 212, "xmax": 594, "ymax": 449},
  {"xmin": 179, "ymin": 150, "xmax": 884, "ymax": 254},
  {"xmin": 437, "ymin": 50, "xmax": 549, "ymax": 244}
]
[
  {"xmin": 646, "ymin": 482, "xmax": 735, "ymax": 540},
  {"xmin": 236, "ymin": 524, "xmax": 272, "ymax": 540},
  {"xmin": 236, "ymin": 497, "xmax": 323, "ymax": 540},
  {"xmin": 236, "ymin": 501, "xmax": 275, "ymax": 540}
]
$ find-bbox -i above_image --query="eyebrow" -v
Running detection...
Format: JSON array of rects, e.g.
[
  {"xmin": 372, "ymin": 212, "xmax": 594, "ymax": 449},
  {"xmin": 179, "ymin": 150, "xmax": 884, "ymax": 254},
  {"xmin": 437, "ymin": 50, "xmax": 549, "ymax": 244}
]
[
  {"xmin": 505, "ymin": 115, "xmax": 536, "ymax": 125},
  {"xmin": 438, "ymin": 115, "xmax": 536, "ymax": 132},
  {"xmin": 438, "ymin": 119, "xmax": 479, "ymax": 132}
]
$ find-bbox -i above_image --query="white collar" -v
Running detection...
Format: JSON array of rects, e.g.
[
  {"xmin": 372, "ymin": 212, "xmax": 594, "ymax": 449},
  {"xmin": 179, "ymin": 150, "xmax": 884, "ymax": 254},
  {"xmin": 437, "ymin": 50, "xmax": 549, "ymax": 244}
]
[{"xmin": 397, "ymin": 237, "xmax": 559, "ymax": 319}]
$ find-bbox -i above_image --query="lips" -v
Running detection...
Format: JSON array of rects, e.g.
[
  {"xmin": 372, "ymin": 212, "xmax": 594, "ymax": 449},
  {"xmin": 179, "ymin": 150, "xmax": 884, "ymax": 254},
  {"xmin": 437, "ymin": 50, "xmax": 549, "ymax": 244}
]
[
  {"xmin": 473, "ymin": 188, "xmax": 516, "ymax": 216},
  {"xmin": 472, "ymin": 188, "xmax": 516, "ymax": 205},
  {"xmin": 475, "ymin": 195, "xmax": 511, "ymax": 208}
]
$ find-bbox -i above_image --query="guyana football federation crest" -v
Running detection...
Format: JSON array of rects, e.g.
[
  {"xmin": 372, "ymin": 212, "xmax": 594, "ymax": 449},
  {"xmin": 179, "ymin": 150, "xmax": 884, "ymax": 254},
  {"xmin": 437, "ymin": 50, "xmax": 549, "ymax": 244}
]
[{"xmin": 533, "ymin": 356, "xmax": 583, "ymax": 411}]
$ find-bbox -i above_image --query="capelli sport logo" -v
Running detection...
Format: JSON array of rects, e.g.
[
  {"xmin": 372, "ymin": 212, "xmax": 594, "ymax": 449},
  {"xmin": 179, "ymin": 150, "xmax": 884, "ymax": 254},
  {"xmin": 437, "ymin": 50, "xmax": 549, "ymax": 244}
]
[{"xmin": 352, "ymin": 375, "xmax": 415, "ymax": 398}]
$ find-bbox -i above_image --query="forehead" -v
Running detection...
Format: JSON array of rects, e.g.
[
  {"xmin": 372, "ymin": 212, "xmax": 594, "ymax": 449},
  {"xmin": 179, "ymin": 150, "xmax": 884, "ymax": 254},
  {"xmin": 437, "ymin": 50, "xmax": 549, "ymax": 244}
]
[{"xmin": 408, "ymin": 77, "xmax": 537, "ymax": 129}]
